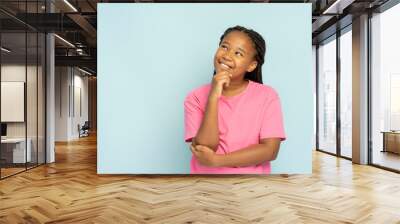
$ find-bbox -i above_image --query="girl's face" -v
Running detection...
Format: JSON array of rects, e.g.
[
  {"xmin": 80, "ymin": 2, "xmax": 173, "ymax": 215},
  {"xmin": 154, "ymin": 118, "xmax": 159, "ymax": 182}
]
[{"xmin": 214, "ymin": 31, "xmax": 258, "ymax": 80}]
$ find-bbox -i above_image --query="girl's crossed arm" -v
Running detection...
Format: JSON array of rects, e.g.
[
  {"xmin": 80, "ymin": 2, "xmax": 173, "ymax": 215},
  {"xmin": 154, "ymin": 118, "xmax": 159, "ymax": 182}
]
[
  {"xmin": 216, "ymin": 138, "xmax": 281, "ymax": 167},
  {"xmin": 191, "ymin": 138, "xmax": 281, "ymax": 167}
]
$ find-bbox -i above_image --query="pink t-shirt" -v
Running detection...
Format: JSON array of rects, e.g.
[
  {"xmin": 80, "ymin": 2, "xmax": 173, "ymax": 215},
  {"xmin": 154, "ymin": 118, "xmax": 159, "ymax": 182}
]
[{"xmin": 184, "ymin": 80, "xmax": 286, "ymax": 174}]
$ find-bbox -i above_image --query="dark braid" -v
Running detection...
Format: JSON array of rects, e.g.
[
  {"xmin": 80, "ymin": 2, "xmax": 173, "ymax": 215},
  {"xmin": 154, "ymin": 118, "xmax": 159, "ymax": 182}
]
[{"xmin": 215, "ymin": 25, "xmax": 266, "ymax": 84}]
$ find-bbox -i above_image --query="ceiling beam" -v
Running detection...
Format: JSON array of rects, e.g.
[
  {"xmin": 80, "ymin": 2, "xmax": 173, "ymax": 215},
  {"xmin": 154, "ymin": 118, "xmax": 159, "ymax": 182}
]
[
  {"xmin": 55, "ymin": 55, "xmax": 96, "ymax": 70},
  {"xmin": 67, "ymin": 13, "xmax": 97, "ymax": 46}
]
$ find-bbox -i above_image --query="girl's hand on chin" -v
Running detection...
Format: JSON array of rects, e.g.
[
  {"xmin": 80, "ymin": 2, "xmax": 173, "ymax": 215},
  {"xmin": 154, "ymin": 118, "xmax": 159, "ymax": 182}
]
[{"xmin": 210, "ymin": 70, "xmax": 232, "ymax": 98}]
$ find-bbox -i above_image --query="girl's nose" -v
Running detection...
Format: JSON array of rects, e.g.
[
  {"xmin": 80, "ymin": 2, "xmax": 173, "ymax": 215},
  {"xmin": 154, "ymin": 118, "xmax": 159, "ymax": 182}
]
[{"xmin": 222, "ymin": 52, "xmax": 233, "ymax": 61}]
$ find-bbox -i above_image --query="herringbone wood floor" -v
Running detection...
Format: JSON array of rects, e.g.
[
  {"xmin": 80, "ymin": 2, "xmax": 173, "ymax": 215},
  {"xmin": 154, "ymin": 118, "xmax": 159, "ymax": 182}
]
[{"xmin": 1, "ymin": 134, "xmax": 400, "ymax": 224}]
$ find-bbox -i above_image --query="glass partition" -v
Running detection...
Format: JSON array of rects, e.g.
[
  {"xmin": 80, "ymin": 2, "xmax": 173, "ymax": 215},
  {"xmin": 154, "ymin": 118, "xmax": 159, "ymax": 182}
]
[
  {"xmin": 1, "ymin": 31, "xmax": 28, "ymax": 178},
  {"xmin": 0, "ymin": 1, "xmax": 46, "ymax": 179},
  {"xmin": 371, "ymin": 3, "xmax": 400, "ymax": 171},
  {"xmin": 317, "ymin": 36, "xmax": 337, "ymax": 155},
  {"xmin": 339, "ymin": 27, "xmax": 352, "ymax": 158}
]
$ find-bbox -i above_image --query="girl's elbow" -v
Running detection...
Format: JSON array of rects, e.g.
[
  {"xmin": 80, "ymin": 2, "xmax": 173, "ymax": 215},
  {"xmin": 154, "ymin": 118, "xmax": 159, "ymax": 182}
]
[
  {"xmin": 270, "ymin": 149, "xmax": 280, "ymax": 161},
  {"xmin": 264, "ymin": 146, "xmax": 280, "ymax": 161}
]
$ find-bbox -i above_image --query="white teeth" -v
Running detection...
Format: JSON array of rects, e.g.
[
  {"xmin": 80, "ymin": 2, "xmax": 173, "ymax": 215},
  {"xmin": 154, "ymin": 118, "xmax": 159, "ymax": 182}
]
[{"xmin": 220, "ymin": 63, "xmax": 230, "ymax": 69}]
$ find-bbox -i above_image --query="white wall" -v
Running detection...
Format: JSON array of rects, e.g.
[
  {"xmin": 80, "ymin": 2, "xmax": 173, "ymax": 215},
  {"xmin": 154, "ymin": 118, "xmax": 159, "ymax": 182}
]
[
  {"xmin": 1, "ymin": 64, "xmax": 46, "ymax": 164},
  {"xmin": 1, "ymin": 65, "xmax": 26, "ymax": 133},
  {"xmin": 1, "ymin": 65, "xmax": 41, "ymax": 138},
  {"xmin": 72, "ymin": 72, "xmax": 89, "ymax": 138},
  {"xmin": 55, "ymin": 66, "xmax": 69, "ymax": 141},
  {"xmin": 55, "ymin": 67, "xmax": 89, "ymax": 141}
]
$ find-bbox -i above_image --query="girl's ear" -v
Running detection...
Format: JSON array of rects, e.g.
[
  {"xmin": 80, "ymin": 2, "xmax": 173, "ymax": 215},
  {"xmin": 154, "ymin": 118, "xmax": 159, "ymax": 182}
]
[{"xmin": 246, "ymin": 61, "xmax": 258, "ymax": 72}]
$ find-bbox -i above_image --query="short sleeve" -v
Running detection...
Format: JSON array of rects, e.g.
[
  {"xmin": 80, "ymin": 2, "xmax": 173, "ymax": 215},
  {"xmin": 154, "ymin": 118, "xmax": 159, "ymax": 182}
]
[
  {"xmin": 260, "ymin": 96, "xmax": 286, "ymax": 141},
  {"xmin": 184, "ymin": 92, "xmax": 204, "ymax": 142}
]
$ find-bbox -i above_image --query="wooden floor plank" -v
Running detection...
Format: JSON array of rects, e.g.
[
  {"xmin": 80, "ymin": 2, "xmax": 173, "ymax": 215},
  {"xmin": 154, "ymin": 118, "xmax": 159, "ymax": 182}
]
[{"xmin": 0, "ymin": 134, "xmax": 400, "ymax": 223}]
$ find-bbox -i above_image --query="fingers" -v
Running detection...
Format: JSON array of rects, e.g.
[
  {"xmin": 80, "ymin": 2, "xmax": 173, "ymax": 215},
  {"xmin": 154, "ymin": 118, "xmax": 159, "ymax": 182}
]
[
  {"xmin": 214, "ymin": 72, "xmax": 232, "ymax": 88},
  {"xmin": 224, "ymin": 77, "xmax": 231, "ymax": 88},
  {"xmin": 215, "ymin": 70, "xmax": 232, "ymax": 78},
  {"xmin": 218, "ymin": 75, "xmax": 231, "ymax": 88},
  {"xmin": 191, "ymin": 145, "xmax": 206, "ymax": 155},
  {"xmin": 210, "ymin": 70, "xmax": 233, "ymax": 98},
  {"xmin": 197, "ymin": 144, "xmax": 212, "ymax": 150},
  {"xmin": 193, "ymin": 145, "xmax": 203, "ymax": 153},
  {"xmin": 190, "ymin": 145, "xmax": 198, "ymax": 156}
]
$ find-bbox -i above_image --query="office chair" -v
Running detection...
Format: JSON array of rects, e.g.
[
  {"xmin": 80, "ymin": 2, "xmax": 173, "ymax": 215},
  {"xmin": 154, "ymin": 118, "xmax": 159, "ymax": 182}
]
[{"xmin": 79, "ymin": 121, "xmax": 90, "ymax": 138}]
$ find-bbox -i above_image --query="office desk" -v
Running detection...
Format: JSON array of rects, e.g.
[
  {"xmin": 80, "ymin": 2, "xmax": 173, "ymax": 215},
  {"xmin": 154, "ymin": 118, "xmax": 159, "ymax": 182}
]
[
  {"xmin": 1, "ymin": 138, "xmax": 31, "ymax": 163},
  {"xmin": 381, "ymin": 131, "xmax": 400, "ymax": 154}
]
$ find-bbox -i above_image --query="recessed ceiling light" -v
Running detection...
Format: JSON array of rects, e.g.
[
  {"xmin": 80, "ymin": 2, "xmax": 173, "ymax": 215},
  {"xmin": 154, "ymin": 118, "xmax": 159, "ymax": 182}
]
[
  {"xmin": 63, "ymin": 0, "xmax": 78, "ymax": 12},
  {"xmin": 322, "ymin": 0, "xmax": 354, "ymax": 15},
  {"xmin": 1, "ymin": 47, "xmax": 11, "ymax": 53},
  {"xmin": 54, "ymin": 34, "xmax": 75, "ymax": 48},
  {"xmin": 78, "ymin": 67, "xmax": 93, "ymax": 76}
]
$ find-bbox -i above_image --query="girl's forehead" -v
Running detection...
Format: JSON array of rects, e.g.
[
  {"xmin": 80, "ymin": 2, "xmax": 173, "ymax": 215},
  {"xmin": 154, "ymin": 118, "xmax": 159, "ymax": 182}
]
[{"xmin": 222, "ymin": 31, "xmax": 255, "ymax": 50}]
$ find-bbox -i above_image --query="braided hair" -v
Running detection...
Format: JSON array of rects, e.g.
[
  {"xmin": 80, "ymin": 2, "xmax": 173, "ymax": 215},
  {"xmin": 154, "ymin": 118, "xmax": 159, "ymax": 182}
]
[{"xmin": 215, "ymin": 25, "xmax": 266, "ymax": 84}]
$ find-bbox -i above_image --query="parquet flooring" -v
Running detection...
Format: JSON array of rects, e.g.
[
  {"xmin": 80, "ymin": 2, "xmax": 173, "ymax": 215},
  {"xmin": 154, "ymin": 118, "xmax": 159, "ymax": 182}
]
[
  {"xmin": 1, "ymin": 134, "xmax": 400, "ymax": 223},
  {"xmin": 1, "ymin": 167, "xmax": 25, "ymax": 178}
]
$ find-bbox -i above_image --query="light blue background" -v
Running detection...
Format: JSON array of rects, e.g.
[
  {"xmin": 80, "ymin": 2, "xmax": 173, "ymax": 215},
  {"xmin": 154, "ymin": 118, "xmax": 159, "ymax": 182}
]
[{"xmin": 98, "ymin": 3, "xmax": 312, "ymax": 174}]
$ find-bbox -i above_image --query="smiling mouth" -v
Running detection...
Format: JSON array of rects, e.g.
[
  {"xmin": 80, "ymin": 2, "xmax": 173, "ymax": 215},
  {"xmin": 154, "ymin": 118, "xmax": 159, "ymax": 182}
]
[{"xmin": 219, "ymin": 61, "xmax": 233, "ymax": 70}]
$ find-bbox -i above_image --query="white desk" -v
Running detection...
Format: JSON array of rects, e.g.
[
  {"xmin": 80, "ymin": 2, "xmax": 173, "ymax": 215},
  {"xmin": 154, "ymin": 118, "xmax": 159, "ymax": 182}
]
[{"xmin": 1, "ymin": 138, "xmax": 31, "ymax": 163}]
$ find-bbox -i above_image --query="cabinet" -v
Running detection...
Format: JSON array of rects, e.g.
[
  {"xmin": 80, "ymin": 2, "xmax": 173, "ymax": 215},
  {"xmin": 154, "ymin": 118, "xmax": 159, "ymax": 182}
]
[{"xmin": 382, "ymin": 131, "xmax": 400, "ymax": 154}]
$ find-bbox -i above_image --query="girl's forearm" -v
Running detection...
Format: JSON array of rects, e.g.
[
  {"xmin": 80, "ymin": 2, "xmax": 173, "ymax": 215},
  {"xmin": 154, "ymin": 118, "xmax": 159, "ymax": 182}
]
[
  {"xmin": 194, "ymin": 95, "xmax": 219, "ymax": 151},
  {"xmin": 215, "ymin": 143, "xmax": 279, "ymax": 167}
]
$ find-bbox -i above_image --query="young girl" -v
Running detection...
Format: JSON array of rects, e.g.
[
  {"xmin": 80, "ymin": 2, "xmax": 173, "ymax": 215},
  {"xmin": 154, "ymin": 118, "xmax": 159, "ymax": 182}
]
[{"xmin": 184, "ymin": 25, "xmax": 286, "ymax": 174}]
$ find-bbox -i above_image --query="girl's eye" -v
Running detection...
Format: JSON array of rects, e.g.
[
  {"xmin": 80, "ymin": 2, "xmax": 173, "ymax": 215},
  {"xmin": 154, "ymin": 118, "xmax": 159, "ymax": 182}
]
[
  {"xmin": 221, "ymin": 45, "xmax": 228, "ymax": 50},
  {"xmin": 235, "ymin": 52, "xmax": 243, "ymax": 57}
]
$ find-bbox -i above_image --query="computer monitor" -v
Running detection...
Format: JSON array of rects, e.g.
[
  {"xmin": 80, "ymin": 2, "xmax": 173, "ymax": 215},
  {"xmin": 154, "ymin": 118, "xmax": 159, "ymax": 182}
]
[{"xmin": 1, "ymin": 123, "xmax": 7, "ymax": 137}]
